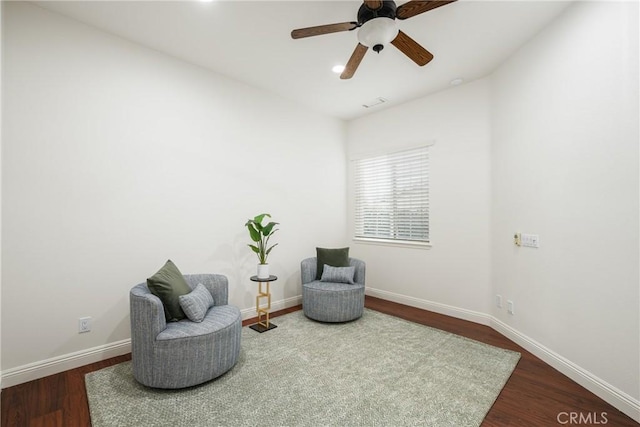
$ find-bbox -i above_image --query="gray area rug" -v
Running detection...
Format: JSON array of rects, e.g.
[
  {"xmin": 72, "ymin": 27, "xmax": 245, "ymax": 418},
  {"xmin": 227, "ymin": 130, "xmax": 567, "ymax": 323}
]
[{"xmin": 85, "ymin": 309, "xmax": 520, "ymax": 426}]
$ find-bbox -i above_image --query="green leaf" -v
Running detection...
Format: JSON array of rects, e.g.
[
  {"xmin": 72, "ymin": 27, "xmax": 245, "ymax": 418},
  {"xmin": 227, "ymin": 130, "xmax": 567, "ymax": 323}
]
[
  {"xmin": 262, "ymin": 222, "xmax": 279, "ymax": 236},
  {"xmin": 253, "ymin": 213, "xmax": 270, "ymax": 225},
  {"xmin": 248, "ymin": 244, "xmax": 260, "ymax": 254},
  {"xmin": 265, "ymin": 243, "xmax": 278, "ymax": 255},
  {"xmin": 247, "ymin": 224, "xmax": 261, "ymax": 242}
]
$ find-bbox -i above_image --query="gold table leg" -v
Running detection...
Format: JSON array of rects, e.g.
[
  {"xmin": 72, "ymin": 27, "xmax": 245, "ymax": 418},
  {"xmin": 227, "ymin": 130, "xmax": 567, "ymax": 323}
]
[
  {"xmin": 249, "ymin": 276, "xmax": 278, "ymax": 333},
  {"xmin": 256, "ymin": 281, "xmax": 271, "ymax": 328}
]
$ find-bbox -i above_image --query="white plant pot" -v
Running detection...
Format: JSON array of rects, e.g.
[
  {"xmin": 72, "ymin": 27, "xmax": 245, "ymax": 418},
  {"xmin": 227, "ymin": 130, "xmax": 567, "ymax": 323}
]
[{"xmin": 257, "ymin": 264, "xmax": 270, "ymax": 279}]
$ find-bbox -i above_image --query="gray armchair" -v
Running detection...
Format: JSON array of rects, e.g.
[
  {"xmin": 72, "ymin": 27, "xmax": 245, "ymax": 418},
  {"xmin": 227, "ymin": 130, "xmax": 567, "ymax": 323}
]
[
  {"xmin": 301, "ymin": 257, "xmax": 366, "ymax": 322},
  {"xmin": 130, "ymin": 274, "xmax": 241, "ymax": 389}
]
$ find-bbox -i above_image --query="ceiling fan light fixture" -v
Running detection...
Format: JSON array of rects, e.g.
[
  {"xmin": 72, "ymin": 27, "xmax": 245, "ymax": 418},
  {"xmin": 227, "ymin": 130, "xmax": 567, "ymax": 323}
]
[
  {"xmin": 332, "ymin": 65, "xmax": 346, "ymax": 74},
  {"xmin": 357, "ymin": 17, "xmax": 398, "ymax": 53}
]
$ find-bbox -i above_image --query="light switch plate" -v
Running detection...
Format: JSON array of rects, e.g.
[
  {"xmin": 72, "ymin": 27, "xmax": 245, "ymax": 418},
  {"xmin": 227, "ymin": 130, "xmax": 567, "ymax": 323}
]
[{"xmin": 521, "ymin": 233, "xmax": 539, "ymax": 248}]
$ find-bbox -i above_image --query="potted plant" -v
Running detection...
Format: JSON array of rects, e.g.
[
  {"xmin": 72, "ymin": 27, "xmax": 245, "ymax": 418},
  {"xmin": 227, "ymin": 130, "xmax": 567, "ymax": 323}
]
[{"xmin": 245, "ymin": 213, "xmax": 279, "ymax": 278}]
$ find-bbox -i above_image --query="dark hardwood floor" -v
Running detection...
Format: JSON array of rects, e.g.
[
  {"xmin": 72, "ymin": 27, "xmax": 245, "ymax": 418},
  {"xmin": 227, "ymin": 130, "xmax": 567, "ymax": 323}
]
[{"xmin": 2, "ymin": 297, "xmax": 637, "ymax": 426}]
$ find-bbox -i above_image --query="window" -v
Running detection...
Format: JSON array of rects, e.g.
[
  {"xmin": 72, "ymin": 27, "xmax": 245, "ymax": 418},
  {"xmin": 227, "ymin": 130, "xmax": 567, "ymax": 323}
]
[{"xmin": 353, "ymin": 145, "xmax": 430, "ymax": 245}]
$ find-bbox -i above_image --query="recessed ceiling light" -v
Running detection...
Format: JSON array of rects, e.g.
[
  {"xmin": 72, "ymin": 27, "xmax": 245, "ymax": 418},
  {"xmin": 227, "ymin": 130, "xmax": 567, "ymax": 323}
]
[
  {"xmin": 332, "ymin": 65, "xmax": 345, "ymax": 74},
  {"xmin": 450, "ymin": 77, "xmax": 464, "ymax": 86}
]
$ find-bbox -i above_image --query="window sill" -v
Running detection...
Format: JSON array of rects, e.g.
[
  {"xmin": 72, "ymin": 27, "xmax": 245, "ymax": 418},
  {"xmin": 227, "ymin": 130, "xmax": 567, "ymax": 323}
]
[{"xmin": 352, "ymin": 237, "xmax": 432, "ymax": 249}]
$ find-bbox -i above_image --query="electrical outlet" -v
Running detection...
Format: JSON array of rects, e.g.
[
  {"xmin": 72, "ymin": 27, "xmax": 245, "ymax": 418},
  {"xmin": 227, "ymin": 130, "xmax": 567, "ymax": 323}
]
[
  {"xmin": 507, "ymin": 300, "xmax": 515, "ymax": 315},
  {"xmin": 79, "ymin": 317, "xmax": 91, "ymax": 333},
  {"xmin": 495, "ymin": 294, "xmax": 503, "ymax": 308}
]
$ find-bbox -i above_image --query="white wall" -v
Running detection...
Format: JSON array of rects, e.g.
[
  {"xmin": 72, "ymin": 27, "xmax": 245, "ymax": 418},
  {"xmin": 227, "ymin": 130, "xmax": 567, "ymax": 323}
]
[
  {"xmin": 1, "ymin": 2, "xmax": 347, "ymax": 379},
  {"xmin": 491, "ymin": 0, "xmax": 639, "ymax": 405},
  {"xmin": 347, "ymin": 79, "xmax": 493, "ymax": 320},
  {"xmin": 346, "ymin": 1, "xmax": 639, "ymax": 419}
]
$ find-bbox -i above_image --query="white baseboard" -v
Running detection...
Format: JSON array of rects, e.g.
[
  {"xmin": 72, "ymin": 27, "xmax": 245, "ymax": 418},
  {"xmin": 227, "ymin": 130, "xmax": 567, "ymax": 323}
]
[
  {"xmin": 490, "ymin": 318, "xmax": 640, "ymax": 423},
  {"xmin": 1, "ymin": 339, "xmax": 131, "ymax": 389},
  {"xmin": 365, "ymin": 287, "xmax": 492, "ymax": 326},
  {"xmin": 1, "ymin": 296, "xmax": 303, "ymax": 389},
  {"xmin": 366, "ymin": 286, "xmax": 640, "ymax": 423}
]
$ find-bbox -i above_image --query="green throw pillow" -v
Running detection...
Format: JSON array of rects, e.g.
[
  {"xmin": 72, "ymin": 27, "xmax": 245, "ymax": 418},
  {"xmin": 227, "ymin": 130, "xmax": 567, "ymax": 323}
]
[
  {"xmin": 316, "ymin": 247, "xmax": 350, "ymax": 280},
  {"xmin": 147, "ymin": 259, "xmax": 191, "ymax": 322}
]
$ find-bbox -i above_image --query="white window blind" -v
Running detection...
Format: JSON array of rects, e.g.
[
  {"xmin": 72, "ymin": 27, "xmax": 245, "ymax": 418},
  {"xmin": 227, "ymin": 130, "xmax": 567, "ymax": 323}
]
[{"xmin": 354, "ymin": 146, "xmax": 429, "ymax": 243}]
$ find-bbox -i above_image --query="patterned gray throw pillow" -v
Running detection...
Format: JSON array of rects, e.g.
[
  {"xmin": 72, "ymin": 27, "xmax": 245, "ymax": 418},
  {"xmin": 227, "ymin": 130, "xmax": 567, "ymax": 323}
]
[
  {"xmin": 320, "ymin": 265, "xmax": 356, "ymax": 285},
  {"xmin": 179, "ymin": 283, "xmax": 214, "ymax": 322}
]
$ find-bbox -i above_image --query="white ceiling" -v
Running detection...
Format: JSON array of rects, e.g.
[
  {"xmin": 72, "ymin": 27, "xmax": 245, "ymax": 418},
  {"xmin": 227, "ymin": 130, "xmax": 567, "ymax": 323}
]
[{"xmin": 34, "ymin": 0, "xmax": 572, "ymax": 120}]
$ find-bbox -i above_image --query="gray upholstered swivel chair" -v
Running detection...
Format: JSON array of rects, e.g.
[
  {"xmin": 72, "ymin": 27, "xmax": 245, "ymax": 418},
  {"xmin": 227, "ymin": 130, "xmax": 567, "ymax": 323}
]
[
  {"xmin": 301, "ymin": 257, "xmax": 366, "ymax": 322},
  {"xmin": 130, "ymin": 274, "xmax": 241, "ymax": 389}
]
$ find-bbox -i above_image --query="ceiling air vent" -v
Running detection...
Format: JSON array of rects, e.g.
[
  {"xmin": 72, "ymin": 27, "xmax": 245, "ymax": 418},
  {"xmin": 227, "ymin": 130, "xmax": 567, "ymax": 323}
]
[{"xmin": 362, "ymin": 97, "xmax": 387, "ymax": 108}]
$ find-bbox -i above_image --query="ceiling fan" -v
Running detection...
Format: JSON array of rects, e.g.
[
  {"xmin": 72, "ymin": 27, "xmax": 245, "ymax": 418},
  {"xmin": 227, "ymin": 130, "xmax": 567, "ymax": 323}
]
[{"xmin": 291, "ymin": 0, "xmax": 457, "ymax": 79}]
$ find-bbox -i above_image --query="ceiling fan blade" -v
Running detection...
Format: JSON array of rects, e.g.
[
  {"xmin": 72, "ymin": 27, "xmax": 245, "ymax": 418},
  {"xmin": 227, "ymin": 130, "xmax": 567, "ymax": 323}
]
[
  {"xmin": 363, "ymin": 0, "xmax": 383, "ymax": 10},
  {"xmin": 291, "ymin": 22, "xmax": 358, "ymax": 39},
  {"xmin": 391, "ymin": 30, "xmax": 434, "ymax": 66},
  {"xmin": 341, "ymin": 43, "xmax": 369, "ymax": 80},
  {"xmin": 396, "ymin": 0, "xmax": 457, "ymax": 20}
]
